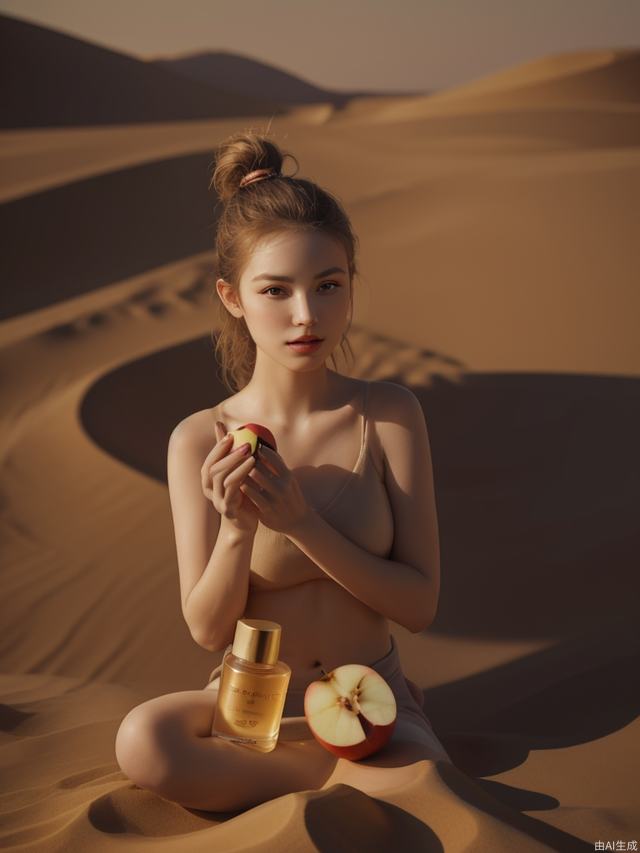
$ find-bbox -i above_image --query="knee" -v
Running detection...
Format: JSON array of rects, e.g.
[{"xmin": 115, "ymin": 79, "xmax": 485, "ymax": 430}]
[{"xmin": 115, "ymin": 707, "xmax": 171, "ymax": 791}]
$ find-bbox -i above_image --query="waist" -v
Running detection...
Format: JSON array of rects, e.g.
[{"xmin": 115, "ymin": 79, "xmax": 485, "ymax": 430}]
[
  {"xmin": 283, "ymin": 632, "xmax": 399, "ymax": 717},
  {"xmin": 245, "ymin": 578, "xmax": 390, "ymax": 687},
  {"xmin": 207, "ymin": 633, "xmax": 400, "ymax": 719},
  {"xmin": 286, "ymin": 632, "xmax": 390, "ymax": 688}
]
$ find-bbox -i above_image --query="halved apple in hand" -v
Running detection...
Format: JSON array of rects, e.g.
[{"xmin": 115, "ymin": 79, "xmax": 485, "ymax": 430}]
[
  {"xmin": 229, "ymin": 423, "xmax": 277, "ymax": 456},
  {"xmin": 304, "ymin": 664, "xmax": 397, "ymax": 760}
]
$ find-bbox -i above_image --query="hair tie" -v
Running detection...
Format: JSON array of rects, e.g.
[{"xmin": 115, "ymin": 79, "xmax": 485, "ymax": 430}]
[{"xmin": 239, "ymin": 168, "xmax": 280, "ymax": 189}]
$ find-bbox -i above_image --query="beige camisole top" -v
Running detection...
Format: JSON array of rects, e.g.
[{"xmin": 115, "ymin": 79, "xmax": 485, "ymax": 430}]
[{"xmin": 212, "ymin": 381, "xmax": 395, "ymax": 591}]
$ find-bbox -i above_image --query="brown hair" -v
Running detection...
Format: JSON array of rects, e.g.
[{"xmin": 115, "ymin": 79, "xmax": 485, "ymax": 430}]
[{"xmin": 209, "ymin": 129, "xmax": 359, "ymax": 392}]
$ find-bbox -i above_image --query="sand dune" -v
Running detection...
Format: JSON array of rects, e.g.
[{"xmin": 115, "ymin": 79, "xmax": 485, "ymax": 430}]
[
  {"xmin": 149, "ymin": 50, "xmax": 423, "ymax": 108},
  {"xmin": 0, "ymin": 12, "xmax": 286, "ymax": 129},
  {"xmin": 1, "ymin": 40, "xmax": 639, "ymax": 852},
  {"xmin": 331, "ymin": 49, "xmax": 640, "ymax": 122},
  {"xmin": 427, "ymin": 48, "xmax": 640, "ymax": 105}
]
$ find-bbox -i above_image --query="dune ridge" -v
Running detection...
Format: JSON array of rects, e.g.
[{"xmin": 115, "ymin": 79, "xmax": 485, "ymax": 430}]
[{"xmin": 331, "ymin": 48, "xmax": 640, "ymax": 123}]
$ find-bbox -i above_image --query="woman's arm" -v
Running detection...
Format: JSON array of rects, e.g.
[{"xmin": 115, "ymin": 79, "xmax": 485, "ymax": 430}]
[
  {"xmin": 286, "ymin": 512, "xmax": 433, "ymax": 632},
  {"xmin": 286, "ymin": 382, "xmax": 441, "ymax": 633},
  {"xmin": 167, "ymin": 418, "xmax": 253, "ymax": 651},
  {"xmin": 183, "ymin": 522, "xmax": 254, "ymax": 651}
]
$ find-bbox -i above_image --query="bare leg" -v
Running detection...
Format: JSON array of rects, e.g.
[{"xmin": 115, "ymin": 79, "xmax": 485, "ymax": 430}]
[{"xmin": 115, "ymin": 689, "xmax": 337, "ymax": 812}]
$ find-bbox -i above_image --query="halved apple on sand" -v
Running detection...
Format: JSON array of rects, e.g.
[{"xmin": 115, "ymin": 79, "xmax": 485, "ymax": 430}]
[
  {"xmin": 229, "ymin": 423, "xmax": 277, "ymax": 455},
  {"xmin": 304, "ymin": 664, "xmax": 397, "ymax": 760}
]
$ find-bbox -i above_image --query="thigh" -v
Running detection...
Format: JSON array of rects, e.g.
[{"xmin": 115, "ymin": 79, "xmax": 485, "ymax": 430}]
[
  {"xmin": 115, "ymin": 688, "xmax": 339, "ymax": 810},
  {"xmin": 115, "ymin": 689, "xmax": 217, "ymax": 787},
  {"xmin": 118, "ymin": 689, "xmax": 218, "ymax": 740}
]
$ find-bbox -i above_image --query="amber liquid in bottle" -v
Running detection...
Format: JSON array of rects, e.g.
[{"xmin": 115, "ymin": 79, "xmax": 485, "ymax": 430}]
[{"xmin": 211, "ymin": 619, "xmax": 291, "ymax": 753}]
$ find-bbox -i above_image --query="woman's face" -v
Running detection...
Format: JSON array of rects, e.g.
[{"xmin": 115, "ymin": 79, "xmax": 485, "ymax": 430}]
[{"xmin": 230, "ymin": 229, "xmax": 352, "ymax": 368}]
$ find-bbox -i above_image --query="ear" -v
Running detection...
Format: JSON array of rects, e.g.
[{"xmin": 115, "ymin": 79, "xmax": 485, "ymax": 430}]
[{"xmin": 216, "ymin": 278, "xmax": 244, "ymax": 318}]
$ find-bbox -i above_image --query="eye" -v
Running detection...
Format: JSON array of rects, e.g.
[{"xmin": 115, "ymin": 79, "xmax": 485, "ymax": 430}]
[{"xmin": 261, "ymin": 282, "xmax": 340, "ymax": 297}]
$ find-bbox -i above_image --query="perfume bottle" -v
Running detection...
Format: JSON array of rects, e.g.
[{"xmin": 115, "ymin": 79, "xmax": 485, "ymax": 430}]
[{"xmin": 211, "ymin": 618, "xmax": 291, "ymax": 753}]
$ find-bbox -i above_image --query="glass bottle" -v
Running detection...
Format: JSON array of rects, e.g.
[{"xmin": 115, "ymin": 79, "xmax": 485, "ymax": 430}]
[{"xmin": 211, "ymin": 618, "xmax": 291, "ymax": 753}]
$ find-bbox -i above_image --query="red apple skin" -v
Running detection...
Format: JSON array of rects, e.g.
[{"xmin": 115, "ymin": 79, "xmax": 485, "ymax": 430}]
[
  {"xmin": 239, "ymin": 423, "xmax": 277, "ymax": 453},
  {"xmin": 308, "ymin": 720, "xmax": 396, "ymax": 761},
  {"xmin": 303, "ymin": 689, "xmax": 396, "ymax": 761}
]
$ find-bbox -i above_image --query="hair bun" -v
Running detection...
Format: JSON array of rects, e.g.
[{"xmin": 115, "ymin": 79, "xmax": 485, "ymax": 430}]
[{"xmin": 211, "ymin": 131, "xmax": 289, "ymax": 203}]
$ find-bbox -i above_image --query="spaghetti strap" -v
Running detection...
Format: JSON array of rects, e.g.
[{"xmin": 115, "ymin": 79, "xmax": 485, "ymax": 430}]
[
  {"xmin": 212, "ymin": 382, "xmax": 375, "ymax": 518},
  {"xmin": 361, "ymin": 381, "xmax": 369, "ymax": 450},
  {"xmin": 312, "ymin": 382, "xmax": 370, "ymax": 515}
]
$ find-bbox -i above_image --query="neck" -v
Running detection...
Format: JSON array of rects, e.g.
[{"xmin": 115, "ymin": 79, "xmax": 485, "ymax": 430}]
[{"xmin": 241, "ymin": 363, "xmax": 344, "ymax": 428}]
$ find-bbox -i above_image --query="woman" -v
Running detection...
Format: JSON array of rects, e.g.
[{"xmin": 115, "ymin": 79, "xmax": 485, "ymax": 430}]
[{"xmin": 115, "ymin": 131, "xmax": 452, "ymax": 812}]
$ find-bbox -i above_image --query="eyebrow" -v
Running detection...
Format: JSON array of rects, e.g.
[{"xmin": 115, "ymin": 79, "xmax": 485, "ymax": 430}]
[{"xmin": 251, "ymin": 266, "xmax": 347, "ymax": 283}]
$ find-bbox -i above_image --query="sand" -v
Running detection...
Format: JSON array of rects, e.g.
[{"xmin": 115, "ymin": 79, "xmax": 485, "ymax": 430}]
[{"xmin": 1, "ymin": 46, "xmax": 639, "ymax": 851}]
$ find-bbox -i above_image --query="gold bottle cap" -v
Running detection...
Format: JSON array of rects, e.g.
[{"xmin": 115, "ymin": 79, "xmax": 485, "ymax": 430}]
[{"xmin": 232, "ymin": 619, "xmax": 281, "ymax": 665}]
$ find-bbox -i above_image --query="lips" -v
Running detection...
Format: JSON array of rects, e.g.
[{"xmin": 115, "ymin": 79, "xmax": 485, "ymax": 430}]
[{"xmin": 288, "ymin": 337, "xmax": 323, "ymax": 343}]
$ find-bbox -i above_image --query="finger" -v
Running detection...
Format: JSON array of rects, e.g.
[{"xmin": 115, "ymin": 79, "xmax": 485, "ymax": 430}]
[
  {"xmin": 220, "ymin": 439, "xmax": 253, "ymax": 470},
  {"xmin": 211, "ymin": 424, "xmax": 231, "ymax": 449},
  {"xmin": 202, "ymin": 422, "xmax": 238, "ymax": 471},
  {"xmin": 209, "ymin": 447, "xmax": 251, "ymax": 495},
  {"xmin": 221, "ymin": 453, "xmax": 256, "ymax": 491},
  {"xmin": 257, "ymin": 445, "xmax": 287, "ymax": 476},
  {"xmin": 202, "ymin": 440, "xmax": 233, "ymax": 491},
  {"xmin": 239, "ymin": 477, "xmax": 266, "ymax": 507},
  {"xmin": 204, "ymin": 439, "xmax": 247, "ymax": 495},
  {"xmin": 213, "ymin": 453, "xmax": 254, "ymax": 505},
  {"xmin": 202, "ymin": 431, "xmax": 233, "ymax": 469},
  {"xmin": 246, "ymin": 461, "xmax": 274, "ymax": 494}
]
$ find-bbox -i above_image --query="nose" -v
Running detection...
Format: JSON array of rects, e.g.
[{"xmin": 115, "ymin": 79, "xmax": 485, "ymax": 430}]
[{"xmin": 292, "ymin": 291, "xmax": 318, "ymax": 327}]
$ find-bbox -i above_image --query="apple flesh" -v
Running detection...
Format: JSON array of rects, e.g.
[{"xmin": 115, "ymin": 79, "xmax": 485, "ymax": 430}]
[
  {"xmin": 229, "ymin": 423, "xmax": 277, "ymax": 456},
  {"xmin": 304, "ymin": 664, "xmax": 397, "ymax": 760}
]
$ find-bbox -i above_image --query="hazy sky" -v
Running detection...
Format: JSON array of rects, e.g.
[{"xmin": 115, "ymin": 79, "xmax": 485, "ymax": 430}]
[{"xmin": 2, "ymin": 0, "xmax": 639, "ymax": 92}]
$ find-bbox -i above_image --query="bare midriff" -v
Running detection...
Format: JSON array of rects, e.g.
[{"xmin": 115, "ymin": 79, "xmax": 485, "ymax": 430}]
[{"xmin": 243, "ymin": 576, "xmax": 391, "ymax": 691}]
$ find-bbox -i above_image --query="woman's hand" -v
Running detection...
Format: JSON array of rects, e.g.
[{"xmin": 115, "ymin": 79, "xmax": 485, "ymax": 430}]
[
  {"xmin": 238, "ymin": 445, "xmax": 315, "ymax": 535},
  {"xmin": 201, "ymin": 420, "xmax": 260, "ymax": 534}
]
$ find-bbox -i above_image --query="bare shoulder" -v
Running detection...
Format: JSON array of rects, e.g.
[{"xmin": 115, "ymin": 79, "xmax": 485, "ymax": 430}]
[
  {"xmin": 367, "ymin": 379, "xmax": 421, "ymax": 413},
  {"xmin": 168, "ymin": 407, "xmax": 220, "ymax": 457},
  {"xmin": 369, "ymin": 379, "xmax": 428, "ymax": 472},
  {"xmin": 366, "ymin": 379, "xmax": 425, "ymax": 448}
]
